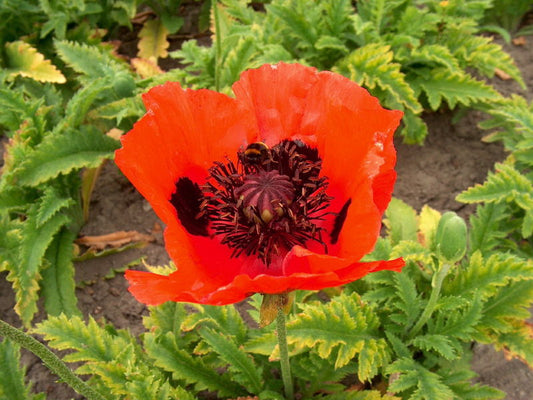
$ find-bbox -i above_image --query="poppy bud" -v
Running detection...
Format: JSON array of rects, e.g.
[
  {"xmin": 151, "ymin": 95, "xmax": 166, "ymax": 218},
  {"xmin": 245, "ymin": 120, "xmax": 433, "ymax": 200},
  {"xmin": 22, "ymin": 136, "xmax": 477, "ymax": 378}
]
[{"xmin": 435, "ymin": 212, "xmax": 467, "ymax": 263}]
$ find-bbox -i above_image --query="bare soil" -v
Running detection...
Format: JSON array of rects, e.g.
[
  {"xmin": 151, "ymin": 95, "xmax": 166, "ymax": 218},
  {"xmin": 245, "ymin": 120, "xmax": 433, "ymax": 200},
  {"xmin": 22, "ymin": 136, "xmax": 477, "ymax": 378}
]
[{"xmin": 0, "ymin": 35, "xmax": 532, "ymax": 399}]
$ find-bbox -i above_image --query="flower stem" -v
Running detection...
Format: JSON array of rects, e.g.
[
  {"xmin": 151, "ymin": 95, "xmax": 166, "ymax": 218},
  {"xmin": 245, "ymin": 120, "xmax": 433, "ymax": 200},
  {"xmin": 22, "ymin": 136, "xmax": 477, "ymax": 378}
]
[
  {"xmin": 276, "ymin": 308, "xmax": 294, "ymax": 400},
  {"xmin": 212, "ymin": 0, "xmax": 222, "ymax": 92},
  {"xmin": 0, "ymin": 319, "xmax": 106, "ymax": 400},
  {"xmin": 409, "ymin": 263, "xmax": 451, "ymax": 338}
]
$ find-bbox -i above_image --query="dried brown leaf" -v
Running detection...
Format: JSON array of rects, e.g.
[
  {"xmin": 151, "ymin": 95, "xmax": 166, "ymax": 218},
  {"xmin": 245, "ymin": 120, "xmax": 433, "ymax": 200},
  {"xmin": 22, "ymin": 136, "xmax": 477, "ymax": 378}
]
[
  {"xmin": 495, "ymin": 68, "xmax": 511, "ymax": 81},
  {"xmin": 76, "ymin": 230, "xmax": 154, "ymax": 250},
  {"xmin": 512, "ymin": 36, "xmax": 527, "ymax": 46}
]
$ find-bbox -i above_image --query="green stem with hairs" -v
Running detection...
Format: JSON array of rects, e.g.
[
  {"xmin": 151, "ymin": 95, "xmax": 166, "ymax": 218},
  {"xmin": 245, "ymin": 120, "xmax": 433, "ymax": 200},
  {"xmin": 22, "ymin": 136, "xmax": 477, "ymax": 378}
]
[
  {"xmin": 0, "ymin": 319, "xmax": 107, "ymax": 400},
  {"xmin": 212, "ymin": 0, "xmax": 222, "ymax": 91},
  {"xmin": 408, "ymin": 263, "xmax": 451, "ymax": 338},
  {"xmin": 276, "ymin": 308, "xmax": 294, "ymax": 400}
]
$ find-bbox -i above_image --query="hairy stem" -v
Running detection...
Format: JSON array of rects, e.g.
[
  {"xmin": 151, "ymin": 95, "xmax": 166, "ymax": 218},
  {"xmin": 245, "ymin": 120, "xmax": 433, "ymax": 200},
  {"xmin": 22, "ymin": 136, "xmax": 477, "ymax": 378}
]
[
  {"xmin": 0, "ymin": 319, "xmax": 106, "ymax": 400},
  {"xmin": 212, "ymin": 0, "xmax": 222, "ymax": 91},
  {"xmin": 409, "ymin": 263, "xmax": 451, "ymax": 337},
  {"xmin": 276, "ymin": 308, "xmax": 294, "ymax": 400}
]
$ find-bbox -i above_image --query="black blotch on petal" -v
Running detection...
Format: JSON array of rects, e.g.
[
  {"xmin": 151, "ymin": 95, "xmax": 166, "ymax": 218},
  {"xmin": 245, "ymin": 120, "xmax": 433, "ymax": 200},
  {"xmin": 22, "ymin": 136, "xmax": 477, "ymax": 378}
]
[
  {"xmin": 170, "ymin": 177, "xmax": 209, "ymax": 236},
  {"xmin": 330, "ymin": 198, "xmax": 352, "ymax": 244}
]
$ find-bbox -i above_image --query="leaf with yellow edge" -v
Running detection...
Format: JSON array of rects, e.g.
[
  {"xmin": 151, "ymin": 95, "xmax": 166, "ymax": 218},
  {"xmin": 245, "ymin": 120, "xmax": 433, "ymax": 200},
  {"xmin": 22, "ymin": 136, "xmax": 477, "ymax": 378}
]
[
  {"xmin": 286, "ymin": 293, "xmax": 390, "ymax": 380},
  {"xmin": 5, "ymin": 41, "xmax": 66, "ymax": 83},
  {"xmin": 418, "ymin": 205, "xmax": 441, "ymax": 249},
  {"xmin": 131, "ymin": 57, "xmax": 163, "ymax": 78},
  {"xmin": 137, "ymin": 19, "xmax": 169, "ymax": 61},
  {"xmin": 145, "ymin": 262, "xmax": 176, "ymax": 276}
]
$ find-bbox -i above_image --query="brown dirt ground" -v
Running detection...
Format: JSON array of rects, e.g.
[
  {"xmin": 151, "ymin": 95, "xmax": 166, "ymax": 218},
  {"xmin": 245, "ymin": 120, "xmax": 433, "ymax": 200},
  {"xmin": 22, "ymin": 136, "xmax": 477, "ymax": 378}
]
[{"xmin": 1, "ymin": 34, "xmax": 532, "ymax": 400}]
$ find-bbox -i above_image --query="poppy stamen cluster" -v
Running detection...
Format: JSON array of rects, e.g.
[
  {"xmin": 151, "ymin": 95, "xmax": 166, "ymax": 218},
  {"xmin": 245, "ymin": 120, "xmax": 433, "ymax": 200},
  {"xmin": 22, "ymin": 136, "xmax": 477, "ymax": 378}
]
[{"xmin": 176, "ymin": 140, "xmax": 334, "ymax": 266}]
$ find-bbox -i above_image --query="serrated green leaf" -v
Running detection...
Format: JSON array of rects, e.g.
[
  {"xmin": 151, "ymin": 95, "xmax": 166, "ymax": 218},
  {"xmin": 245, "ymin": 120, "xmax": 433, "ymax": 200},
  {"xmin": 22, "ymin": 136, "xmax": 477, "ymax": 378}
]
[
  {"xmin": 5, "ymin": 208, "xmax": 69, "ymax": 326},
  {"xmin": 433, "ymin": 292, "xmax": 483, "ymax": 341},
  {"xmin": 5, "ymin": 41, "xmax": 66, "ymax": 83},
  {"xmin": 413, "ymin": 69, "xmax": 501, "ymax": 111},
  {"xmin": 334, "ymin": 43, "xmax": 422, "ymax": 114},
  {"xmin": 390, "ymin": 271, "xmax": 423, "ymax": 329},
  {"xmin": 457, "ymin": 35, "xmax": 525, "ymax": 89},
  {"xmin": 243, "ymin": 331, "xmax": 277, "ymax": 356},
  {"xmin": 144, "ymin": 332, "xmax": 243, "ymax": 396},
  {"xmin": 287, "ymin": 293, "xmax": 389, "ymax": 380},
  {"xmin": 387, "ymin": 358, "xmax": 455, "ymax": 400},
  {"xmin": 54, "ymin": 40, "xmax": 128, "ymax": 79},
  {"xmin": 198, "ymin": 327, "xmax": 263, "ymax": 393},
  {"xmin": 390, "ymin": 240, "xmax": 434, "ymax": 266},
  {"xmin": 314, "ymin": 35, "xmax": 348, "ymax": 53},
  {"xmin": 15, "ymin": 126, "xmax": 119, "ymax": 187},
  {"xmin": 144, "ymin": 302, "xmax": 189, "ymax": 337},
  {"xmin": 34, "ymin": 314, "xmax": 133, "ymax": 365},
  {"xmin": 457, "ymin": 163, "xmax": 533, "ymax": 204},
  {"xmin": 400, "ymin": 108, "xmax": 428, "ymax": 144},
  {"xmin": 35, "ymin": 186, "xmax": 74, "ymax": 227},
  {"xmin": 54, "ymin": 79, "xmax": 114, "ymax": 133},
  {"xmin": 41, "ymin": 228, "xmax": 81, "ymax": 318},
  {"xmin": 384, "ymin": 198, "xmax": 418, "ymax": 245},
  {"xmin": 411, "ymin": 334, "xmax": 458, "ymax": 360},
  {"xmin": 479, "ymin": 280, "xmax": 533, "ymax": 335},
  {"xmin": 0, "ymin": 339, "xmax": 41, "ymax": 400},
  {"xmin": 138, "ymin": 19, "xmax": 170, "ymax": 61},
  {"xmin": 407, "ymin": 44, "xmax": 461, "ymax": 72},
  {"xmin": 515, "ymin": 194, "xmax": 533, "ymax": 237},
  {"xmin": 89, "ymin": 96, "xmax": 145, "ymax": 125},
  {"xmin": 182, "ymin": 304, "xmax": 248, "ymax": 345},
  {"xmin": 267, "ymin": 1, "xmax": 318, "ymax": 49},
  {"xmin": 220, "ymin": 36, "xmax": 257, "ymax": 87},
  {"xmin": 467, "ymin": 203, "xmax": 508, "ymax": 254},
  {"xmin": 496, "ymin": 321, "xmax": 533, "ymax": 368}
]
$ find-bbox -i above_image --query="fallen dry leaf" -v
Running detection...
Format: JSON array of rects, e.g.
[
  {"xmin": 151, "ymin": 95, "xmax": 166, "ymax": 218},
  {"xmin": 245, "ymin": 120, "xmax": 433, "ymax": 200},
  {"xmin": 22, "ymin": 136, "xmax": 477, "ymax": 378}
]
[
  {"xmin": 106, "ymin": 128, "xmax": 123, "ymax": 140},
  {"xmin": 76, "ymin": 230, "xmax": 154, "ymax": 250},
  {"xmin": 512, "ymin": 36, "xmax": 527, "ymax": 46},
  {"xmin": 494, "ymin": 68, "xmax": 511, "ymax": 81}
]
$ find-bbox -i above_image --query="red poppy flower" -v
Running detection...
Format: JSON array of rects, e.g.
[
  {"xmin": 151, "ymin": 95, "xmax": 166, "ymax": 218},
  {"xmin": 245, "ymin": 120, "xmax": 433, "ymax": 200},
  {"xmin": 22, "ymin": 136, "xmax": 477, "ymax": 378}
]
[{"xmin": 115, "ymin": 63, "xmax": 404, "ymax": 306}]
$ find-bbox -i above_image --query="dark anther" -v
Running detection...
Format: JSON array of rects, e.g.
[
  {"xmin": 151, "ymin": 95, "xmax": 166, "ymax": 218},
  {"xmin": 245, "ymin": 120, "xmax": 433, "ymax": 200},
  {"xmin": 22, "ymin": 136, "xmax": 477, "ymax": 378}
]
[
  {"xmin": 330, "ymin": 198, "xmax": 352, "ymax": 244},
  {"xmin": 170, "ymin": 177, "xmax": 209, "ymax": 236},
  {"xmin": 287, "ymin": 139, "xmax": 320, "ymax": 162}
]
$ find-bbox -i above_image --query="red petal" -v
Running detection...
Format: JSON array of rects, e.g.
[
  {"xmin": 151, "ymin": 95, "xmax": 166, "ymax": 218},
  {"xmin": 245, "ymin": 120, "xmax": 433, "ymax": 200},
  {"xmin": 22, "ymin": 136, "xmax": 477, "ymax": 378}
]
[
  {"xmin": 115, "ymin": 82, "xmax": 254, "ymax": 225},
  {"xmin": 298, "ymin": 71, "xmax": 403, "ymax": 258},
  {"xmin": 232, "ymin": 63, "xmax": 320, "ymax": 145},
  {"xmin": 233, "ymin": 64, "xmax": 402, "ymax": 260},
  {"xmin": 204, "ymin": 255, "xmax": 404, "ymax": 305}
]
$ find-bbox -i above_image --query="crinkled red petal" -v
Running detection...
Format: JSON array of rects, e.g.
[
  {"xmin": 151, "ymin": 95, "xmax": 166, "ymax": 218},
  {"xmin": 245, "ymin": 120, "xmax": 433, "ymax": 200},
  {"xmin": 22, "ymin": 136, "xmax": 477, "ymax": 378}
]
[
  {"xmin": 125, "ymin": 255, "xmax": 404, "ymax": 306},
  {"xmin": 116, "ymin": 82, "xmax": 257, "ymax": 293}
]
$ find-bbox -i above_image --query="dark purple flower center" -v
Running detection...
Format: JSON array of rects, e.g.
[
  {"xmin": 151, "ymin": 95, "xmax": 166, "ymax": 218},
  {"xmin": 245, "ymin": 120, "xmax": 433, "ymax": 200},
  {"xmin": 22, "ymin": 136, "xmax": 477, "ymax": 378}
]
[
  {"xmin": 234, "ymin": 170, "xmax": 295, "ymax": 223},
  {"xmin": 171, "ymin": 140, "xmax": 351, "ymax": 265}
]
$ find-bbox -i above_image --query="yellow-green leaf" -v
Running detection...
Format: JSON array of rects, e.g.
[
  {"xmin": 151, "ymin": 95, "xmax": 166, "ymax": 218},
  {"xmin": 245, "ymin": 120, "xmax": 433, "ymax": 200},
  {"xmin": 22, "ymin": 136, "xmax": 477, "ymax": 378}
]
[
  {"xmin": 5, "ymin": 41, "xmax": 66, "ymax": 83},
  {"xmin": 418, "ymin": 205, "xmax": 441, "ymax": 249},
  {"xmin": 137, "ymin": 19, "xmax": 169, "ymax": 61},
  {"xmin": 131, "ymin": 57, "xmax": 163, "ymax": 78}
]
